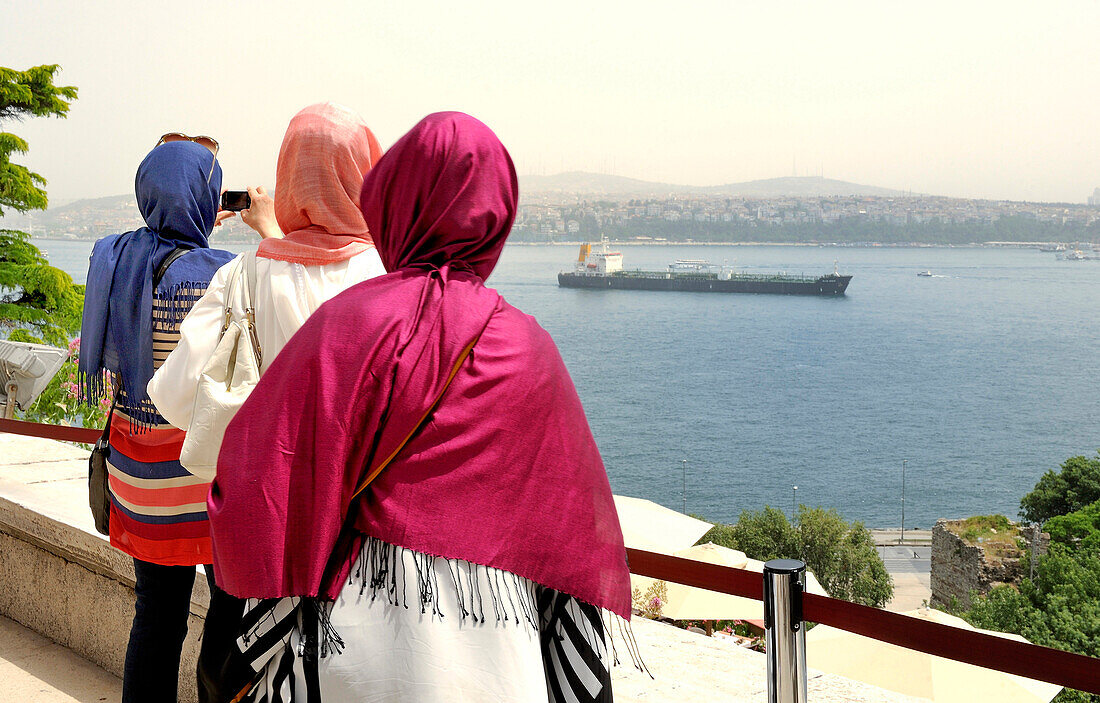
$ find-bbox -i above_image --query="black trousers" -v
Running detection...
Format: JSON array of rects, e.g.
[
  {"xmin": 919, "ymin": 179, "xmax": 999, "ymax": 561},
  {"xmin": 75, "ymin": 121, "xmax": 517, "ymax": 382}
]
[
  {"xmin": 123, "ymin": 560, "xmax": 213, "ymax": 703},
  {"xmin": 197, "ymin": 577, "xmax": 253, "ymax": 703}
]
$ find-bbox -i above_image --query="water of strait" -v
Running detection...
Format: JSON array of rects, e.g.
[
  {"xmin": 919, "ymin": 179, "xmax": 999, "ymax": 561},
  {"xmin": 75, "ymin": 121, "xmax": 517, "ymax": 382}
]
[{"xmin": 39, "ymin": 237, "xmax": 1100, "ymax": 528}]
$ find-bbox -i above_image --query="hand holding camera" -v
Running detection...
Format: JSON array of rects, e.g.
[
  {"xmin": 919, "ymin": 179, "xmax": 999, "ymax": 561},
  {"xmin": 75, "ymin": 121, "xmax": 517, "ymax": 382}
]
[
  {"xmin": 238, "ymin": 186, "xmax": 283, "ymax": 240},
  {"xmin": 220, "ymin": 190, "xmax": 251, "ymax": 211},
  {"xmin": 215, "ymin": 189, "xmax": 240, "ymax": 227}
]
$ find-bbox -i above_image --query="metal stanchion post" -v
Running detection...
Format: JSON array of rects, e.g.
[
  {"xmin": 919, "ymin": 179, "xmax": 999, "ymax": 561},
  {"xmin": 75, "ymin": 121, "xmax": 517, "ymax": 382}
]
[{"xmin": 764, "ymin": 558, "xmax": 808, "ymax": 703}]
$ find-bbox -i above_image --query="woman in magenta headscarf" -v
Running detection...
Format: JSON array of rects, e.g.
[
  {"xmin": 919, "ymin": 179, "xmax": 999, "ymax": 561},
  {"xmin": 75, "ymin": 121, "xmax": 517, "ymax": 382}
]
[{"xmin": 209, "ymin": 112, "xmax": 632, "ymax": 702}]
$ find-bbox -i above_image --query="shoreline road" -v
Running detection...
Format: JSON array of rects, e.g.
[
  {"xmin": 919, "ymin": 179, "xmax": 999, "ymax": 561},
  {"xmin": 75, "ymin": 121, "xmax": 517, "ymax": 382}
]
[
  {"xmin": 876, "ymin": 545, "xmax": 931, "ymax": 612},
  {"xmin": 870, "ymin": 529, "xmax": 932, "ymax": 546}
]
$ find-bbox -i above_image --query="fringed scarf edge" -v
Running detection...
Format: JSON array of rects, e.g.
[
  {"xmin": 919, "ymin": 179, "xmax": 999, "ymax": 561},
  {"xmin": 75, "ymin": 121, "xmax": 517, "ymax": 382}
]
[
  {"xmin": 157, "ymin": 278, "xmax": 216, "ymax": 330},
  {"xmin": 78, "ymin": 278, "xmax": 214, "ymax": 434},
  {"xmin": 235, "ymin": 534, "xmax": 651, "ymax": 702},
  {"xmin": 337, "ymin": 536, "xmax": 649, "ymax": 673}
]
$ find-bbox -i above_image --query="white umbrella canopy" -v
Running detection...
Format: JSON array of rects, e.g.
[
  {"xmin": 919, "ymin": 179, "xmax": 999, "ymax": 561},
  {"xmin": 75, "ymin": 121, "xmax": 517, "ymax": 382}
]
[
  {"xmin": 806, "ymin": 607, "xmax": 1062, "ymax": 703},
  {"xmin": 630, "ymin": 542, "xmax": 828, "ymax": 622},
  {"xmin": 613, "ymin": 495, "xmax": 713, "ymax": 553}
]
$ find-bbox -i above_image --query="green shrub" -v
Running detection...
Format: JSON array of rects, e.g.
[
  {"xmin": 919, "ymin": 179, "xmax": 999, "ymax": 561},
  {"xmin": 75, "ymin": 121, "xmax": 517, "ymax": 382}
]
[
  {"xmin": 18, "ymin": 336, "xmax": 109, "ymax": 431},
  {"xmin": 697, "ymin": 505, "xmax": 893, "ymax": 608}
]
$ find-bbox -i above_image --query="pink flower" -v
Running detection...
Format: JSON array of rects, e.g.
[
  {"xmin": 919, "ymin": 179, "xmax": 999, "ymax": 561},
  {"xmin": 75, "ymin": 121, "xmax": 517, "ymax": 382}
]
[{"xmin": 649, "ymin": 597, "xmax": 662, "ymax": 608}]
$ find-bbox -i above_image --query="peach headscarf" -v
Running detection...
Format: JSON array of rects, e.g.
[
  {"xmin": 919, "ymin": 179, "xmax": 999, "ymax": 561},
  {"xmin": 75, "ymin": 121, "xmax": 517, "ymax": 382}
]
[{"xmin": 256, "ymin": 102, "xmax": 384, "ymax": 265}]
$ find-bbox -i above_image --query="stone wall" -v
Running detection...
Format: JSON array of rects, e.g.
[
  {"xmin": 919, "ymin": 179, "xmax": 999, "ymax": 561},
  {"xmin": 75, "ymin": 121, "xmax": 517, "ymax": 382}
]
[
  {"xmin": 930, "ymin": 518, "xmax": 1049, "ymax": 609},
  {"xmin": 0, "ymin": 434, "xmax": 207, "ymax": 703},
  {"xmin": 0, "ymin": 531, "xmax": 205, "ymax": 701}
]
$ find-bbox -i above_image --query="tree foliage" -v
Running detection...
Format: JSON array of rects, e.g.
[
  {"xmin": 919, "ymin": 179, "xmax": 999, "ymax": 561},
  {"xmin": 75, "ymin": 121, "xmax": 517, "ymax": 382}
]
[
  {"xmin": 1020, "ymin": 453, "xmax": 1100, "ymax": 524},
  {"xmin": 0, "ymin": 229, "xmax": 83, "ymax": 345},
  {"xmin": 1045, "ymin": 501, "xmax": 1100, "ymax": 552},
  {"xmin": 0, "ymin": 65, "xmax": 77, "ymax": 121},
  {"xmin": 958, "ymin": 470, "xmax": 1100, "ymax": 702},
  {"xmin": 960, "ymin": 540, "xmax": 1100, "ymax": 702},
  {"xmin": 0, "ymin": 65, "xmax": 81, "ymax": 346},
  {"xmin": 0, "ymin": 65, "xmax": 77, "ymax": 217},
  {"xmin": 699, "ymin": 505, "xmax": 893, "ymax": 607}
]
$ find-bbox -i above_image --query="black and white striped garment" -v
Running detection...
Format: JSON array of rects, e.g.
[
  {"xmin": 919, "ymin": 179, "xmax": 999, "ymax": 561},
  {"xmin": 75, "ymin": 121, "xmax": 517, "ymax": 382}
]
[
  {"xmin": 233, "ymin": 596, "xmax": 320, "ymax": 703},
  {"xmin": 233, "ymin": 576, "xmax": 619, "ymax": 703},
  {"xmin": 538, "ymin": 589, "xmax": 614, "ymax": 703}
]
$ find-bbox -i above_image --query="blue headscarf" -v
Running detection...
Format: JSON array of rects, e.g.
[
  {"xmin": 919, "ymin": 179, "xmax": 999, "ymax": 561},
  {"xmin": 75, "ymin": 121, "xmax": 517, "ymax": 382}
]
[{"xmin": 80, "ymin": 141, "xmax": 235, "ymax": 426}]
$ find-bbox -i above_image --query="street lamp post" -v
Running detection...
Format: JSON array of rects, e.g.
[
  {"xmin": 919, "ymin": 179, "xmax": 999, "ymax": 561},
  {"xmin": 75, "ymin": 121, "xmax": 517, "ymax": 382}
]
[
  {"xmin": 792, "ymin": 485, "xmax": 798, "ymax": 516},
  {"xmin": 901, "ymin": 459, "xmax": 908, "ymax": 544},
  {"xmin": 682, "ymin": 459, "xmax": 687, "ymax": 514}
]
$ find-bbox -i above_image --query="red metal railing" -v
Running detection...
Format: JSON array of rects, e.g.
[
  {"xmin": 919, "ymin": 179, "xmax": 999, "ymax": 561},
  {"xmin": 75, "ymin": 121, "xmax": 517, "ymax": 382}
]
[
  {"xmin": 3, "ymin": 419, "xmax": 1099, "ymax": 694},
  {"xmin": 627, "ymin": 548, "xmax": 1100, "ymax": 694},
  {"xmin": 0, "ymin": 417, "xmax": 101, "ymax": 444}
]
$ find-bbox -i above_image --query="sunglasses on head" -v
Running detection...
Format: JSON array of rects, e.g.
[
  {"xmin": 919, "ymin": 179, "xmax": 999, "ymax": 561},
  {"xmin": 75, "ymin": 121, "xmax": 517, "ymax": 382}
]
[{"xmin": 155, "ymin": 133, "xmax": 219, "ymax": 183}]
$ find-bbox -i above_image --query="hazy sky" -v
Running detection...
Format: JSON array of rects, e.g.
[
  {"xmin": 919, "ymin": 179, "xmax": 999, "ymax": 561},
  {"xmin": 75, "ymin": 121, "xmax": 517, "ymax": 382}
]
[{"xmin": 3, "ymin": 0, "xmax": 1099, "ymax": 204}]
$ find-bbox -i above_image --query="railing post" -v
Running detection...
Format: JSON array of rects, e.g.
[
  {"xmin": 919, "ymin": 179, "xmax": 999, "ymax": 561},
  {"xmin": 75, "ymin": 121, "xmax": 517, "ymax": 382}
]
[{"xmin": 764, "ymin": 558, "xmax": 807, "ymax": 703}]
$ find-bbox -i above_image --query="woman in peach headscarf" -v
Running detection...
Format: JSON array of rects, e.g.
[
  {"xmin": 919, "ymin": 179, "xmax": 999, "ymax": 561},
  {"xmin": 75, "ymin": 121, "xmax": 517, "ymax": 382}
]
[
  {"xmin": 148, "ymin": 101, "xmax": 387, "ymax": 701},
  {"xmin": 151, "ymin": 101, "xmax": 386, "ymax": 393}
]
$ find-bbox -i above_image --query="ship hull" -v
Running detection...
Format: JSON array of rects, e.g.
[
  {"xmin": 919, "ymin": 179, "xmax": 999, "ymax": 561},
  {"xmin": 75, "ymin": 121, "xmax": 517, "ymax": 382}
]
[{"xmin": 558, "ymin": 272, "xmax": 852, "ymax": 296}]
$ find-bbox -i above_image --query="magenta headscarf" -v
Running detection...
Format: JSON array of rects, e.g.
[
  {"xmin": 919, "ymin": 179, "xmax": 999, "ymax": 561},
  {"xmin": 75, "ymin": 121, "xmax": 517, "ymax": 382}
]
[{"xmin": 209, "ymin": 112, "xmax": 631, "ymax": 618}]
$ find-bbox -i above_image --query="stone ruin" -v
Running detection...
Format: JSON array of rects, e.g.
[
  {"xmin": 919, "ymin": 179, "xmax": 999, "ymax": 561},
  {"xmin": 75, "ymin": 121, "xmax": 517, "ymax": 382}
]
[{"xmin": 930, "ymin": 518, "xmax": 1049, "ymax": 609}]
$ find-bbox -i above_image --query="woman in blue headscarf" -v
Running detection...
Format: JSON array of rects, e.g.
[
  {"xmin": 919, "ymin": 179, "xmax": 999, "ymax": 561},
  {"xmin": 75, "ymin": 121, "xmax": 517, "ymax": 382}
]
[{"xmin": 79, "ymin": 139, "xmax": 235, "ymax": 703}]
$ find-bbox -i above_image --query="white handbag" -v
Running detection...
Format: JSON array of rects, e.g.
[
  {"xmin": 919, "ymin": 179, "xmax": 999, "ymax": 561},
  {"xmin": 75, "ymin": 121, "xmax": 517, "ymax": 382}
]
[{"xmin": 179, "ymin": 252, "xmax": 263, "ymax": 480}]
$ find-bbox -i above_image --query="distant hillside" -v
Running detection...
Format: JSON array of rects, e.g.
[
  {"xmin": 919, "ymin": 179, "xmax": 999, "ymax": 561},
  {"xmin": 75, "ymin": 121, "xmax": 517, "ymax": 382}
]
[
  {"xmin": 707, "ymin": 176, "xmax": 906, "ymax": 198},
  {"xmin": 0, "ymin": 194, "xmax": 254, "ymax": 243},
  {"xmin": 520, "ymin": 172, "xmax": 691, "ymax": 196},
  {"xmin": 0, "ymin": 176, "xmax": 911, "ymax": 235},
  {"xmin": 48, "ymin": 194, "xmax": 134, "ymax": 213},
  {"xmin": 520, "ymin": 172, "xmax": 907, "ymax": 198},
  {"xmin": 0, "ymin": 194, "xmax": 140, "ymax": 237}
]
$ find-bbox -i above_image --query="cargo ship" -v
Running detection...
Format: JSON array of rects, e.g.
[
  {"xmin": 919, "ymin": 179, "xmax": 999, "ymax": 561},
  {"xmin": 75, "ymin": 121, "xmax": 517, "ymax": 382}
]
[{"xmin": 557, "ymin": 241, "xmax": 852, "ymax": 296}]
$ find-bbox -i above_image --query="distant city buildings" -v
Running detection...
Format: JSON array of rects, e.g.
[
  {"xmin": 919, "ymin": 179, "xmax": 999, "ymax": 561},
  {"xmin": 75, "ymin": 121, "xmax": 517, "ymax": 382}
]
[
  {"xmin": 7, "ymin": 189, "xmax": 1100, "ymax": 244},
  {"xmin": 511, "ymin": 193, "xmax": 1100, "ymax": 241}
]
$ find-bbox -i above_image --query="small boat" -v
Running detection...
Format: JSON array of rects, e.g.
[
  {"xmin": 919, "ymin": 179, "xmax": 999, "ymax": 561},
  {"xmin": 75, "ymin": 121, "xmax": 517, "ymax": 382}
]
[
  {"xmin": 917, "ymin": 270, "xmax": 933, "ymax": 277},
  {"xmin": 1061, "ymin": 250, "xmax": 1090, "ymax": 261}
]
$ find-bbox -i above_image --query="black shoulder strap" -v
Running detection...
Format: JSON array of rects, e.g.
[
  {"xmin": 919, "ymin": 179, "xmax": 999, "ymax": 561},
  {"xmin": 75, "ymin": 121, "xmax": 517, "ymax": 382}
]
[
  {"xmin": 154, "ymin": 247, "xmax": 190, "ymax": 287},
  {"xmin": 98, "ymin": 395, "xmax": 117, "ymax": 445}
]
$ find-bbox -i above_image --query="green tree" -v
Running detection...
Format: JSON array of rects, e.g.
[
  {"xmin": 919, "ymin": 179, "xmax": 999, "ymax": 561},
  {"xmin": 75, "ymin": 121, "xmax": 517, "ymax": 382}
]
[
  {"xmin": 958, "ymin": 484, "xmax": 1100, "ymax": 701},
  {"xmin": 0, "ymin": 229, "xmax": 83, "ymax": 344},
  {"xmin": 961, "ymin": 543, "xmax": 1100, "ymax": 703},
  {"xmin": 1045, "ymin": 501, "xmax": 1100, "ymax": 552},
  {"xmin": 1020, "ymin": 453, "xmax": 1100, "ymax": 524},
  {"xmin": 715, "ymin": 505, "xmax": 799, "ymax": 558},
  {"xmin": 0, "ymin": 65, "xmax": 80, "ymax": 345},
  {"xmin": 1, "ymin": 65, "xmax": 78, "ymax": 216},
  {"xmin": 699, "ymin": 505, "xmax": 893, "ymax": 607}
]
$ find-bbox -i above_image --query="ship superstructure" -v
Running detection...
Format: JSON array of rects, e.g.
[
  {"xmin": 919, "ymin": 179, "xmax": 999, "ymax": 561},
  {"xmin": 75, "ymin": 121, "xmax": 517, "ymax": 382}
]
[{"xmin": 573, "ymin": 240, "xmax": 624, "ymax": 274}]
